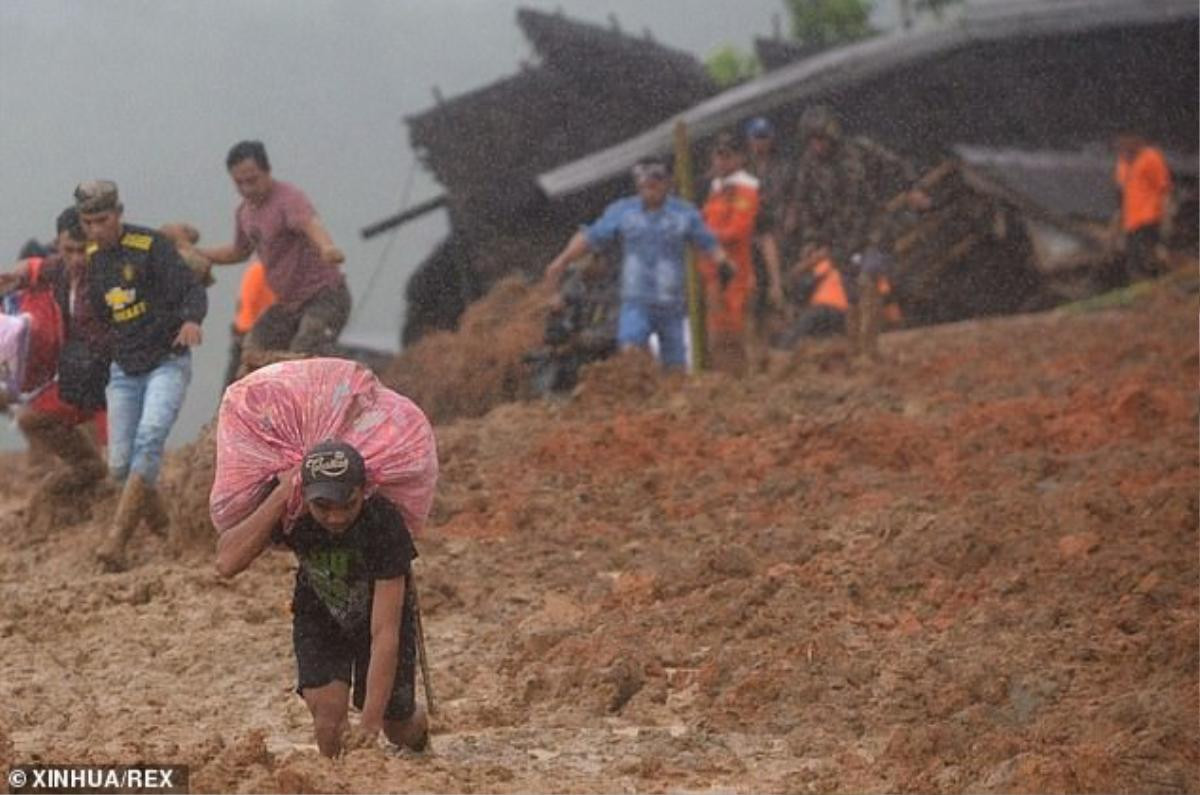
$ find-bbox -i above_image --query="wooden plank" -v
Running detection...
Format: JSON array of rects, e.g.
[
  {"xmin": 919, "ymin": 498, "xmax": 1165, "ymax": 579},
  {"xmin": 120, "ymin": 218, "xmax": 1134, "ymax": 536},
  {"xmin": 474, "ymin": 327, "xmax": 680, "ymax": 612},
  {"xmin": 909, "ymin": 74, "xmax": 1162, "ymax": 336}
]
[{"xmin": 360, "ymin": 195, "xmax": 448, "ymax": 239}]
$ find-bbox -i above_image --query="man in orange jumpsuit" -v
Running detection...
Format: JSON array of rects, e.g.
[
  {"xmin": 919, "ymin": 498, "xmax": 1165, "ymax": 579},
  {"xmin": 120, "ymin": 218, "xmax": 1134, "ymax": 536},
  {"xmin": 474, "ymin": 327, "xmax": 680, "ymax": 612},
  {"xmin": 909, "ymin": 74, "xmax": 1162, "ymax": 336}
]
[
  {"xmin": 224, "ymin": 261, "xmax": 276, "ymax": 387},
  {"xmin": 700, "ymin": 131, "xmax": 760, "ymax": 375},
  {"xmin": 1114, "ymin": 131, "xmax": 1172, "ymax": 282}
]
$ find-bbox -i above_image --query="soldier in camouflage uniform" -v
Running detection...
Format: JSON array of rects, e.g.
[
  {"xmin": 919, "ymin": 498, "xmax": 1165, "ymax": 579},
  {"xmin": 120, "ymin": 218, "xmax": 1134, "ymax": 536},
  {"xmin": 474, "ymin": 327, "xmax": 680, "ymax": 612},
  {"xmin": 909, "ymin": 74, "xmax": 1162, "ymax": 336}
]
[
  {"xmin": 744, "ymin": 117, "xmax": 790, "ymax": 368},
  {"xmin": 784, "ymin": 105, "xmax": 925, "ymax": 359}
]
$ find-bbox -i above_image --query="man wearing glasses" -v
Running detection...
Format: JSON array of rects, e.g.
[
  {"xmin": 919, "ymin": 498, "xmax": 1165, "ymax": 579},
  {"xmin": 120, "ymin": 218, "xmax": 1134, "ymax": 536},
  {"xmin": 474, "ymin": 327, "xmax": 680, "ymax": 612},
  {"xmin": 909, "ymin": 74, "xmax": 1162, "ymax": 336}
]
[{"xmin": 544, "ymin": 157, "xmax": 730, "ymax": 371}]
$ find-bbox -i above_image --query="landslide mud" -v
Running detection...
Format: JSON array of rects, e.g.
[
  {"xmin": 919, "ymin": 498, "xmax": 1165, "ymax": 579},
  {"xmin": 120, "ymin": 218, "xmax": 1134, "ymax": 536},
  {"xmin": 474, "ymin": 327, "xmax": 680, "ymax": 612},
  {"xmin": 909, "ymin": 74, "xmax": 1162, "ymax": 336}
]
[{"xmin": 0, "ymin": 270, "xmax": 1195, "ymax": 793}]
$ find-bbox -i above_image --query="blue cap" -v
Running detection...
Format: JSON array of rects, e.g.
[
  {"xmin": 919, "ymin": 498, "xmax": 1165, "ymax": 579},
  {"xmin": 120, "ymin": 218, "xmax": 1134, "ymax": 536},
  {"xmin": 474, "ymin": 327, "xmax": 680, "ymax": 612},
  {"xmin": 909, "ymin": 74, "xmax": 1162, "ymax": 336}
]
[{"xmin": 745, "ymin": 117, "xmax": 774, "ymax": 139}]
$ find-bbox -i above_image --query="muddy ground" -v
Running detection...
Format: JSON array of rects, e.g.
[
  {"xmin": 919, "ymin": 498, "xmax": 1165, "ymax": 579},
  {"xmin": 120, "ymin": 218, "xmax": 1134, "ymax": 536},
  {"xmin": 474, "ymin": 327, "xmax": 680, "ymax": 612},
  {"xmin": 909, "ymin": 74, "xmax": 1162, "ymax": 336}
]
[{"xmin": 0, "ymin": 270, "xmax": 1196, "ymax": 794}]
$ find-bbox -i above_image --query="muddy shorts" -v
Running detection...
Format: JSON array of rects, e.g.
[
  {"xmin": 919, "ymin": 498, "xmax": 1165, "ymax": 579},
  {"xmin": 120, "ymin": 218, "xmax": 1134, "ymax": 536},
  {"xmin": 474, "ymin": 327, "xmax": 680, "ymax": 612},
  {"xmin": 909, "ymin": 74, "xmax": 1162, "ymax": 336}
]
[
  {"xmin": 292, "ymin": 587, "xmax": 418, "ymax": 721},
  {"xmin": 245, "ymin": 281, "xmax": 352, "ymax": 355},
  {"xmin": 28, "ymin": 382, "xmax": 108, "ymax": 444}
]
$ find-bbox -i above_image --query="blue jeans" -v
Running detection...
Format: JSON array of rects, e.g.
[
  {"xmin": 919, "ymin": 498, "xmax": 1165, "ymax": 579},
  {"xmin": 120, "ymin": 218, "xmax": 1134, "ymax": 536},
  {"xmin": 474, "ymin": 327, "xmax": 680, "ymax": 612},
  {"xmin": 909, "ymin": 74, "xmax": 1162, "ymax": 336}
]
[
  {"xmin": 106, "ymin": 352, "xmax": 192, "ymax": 485},
  {"xmin": 617, "ymin": 301, "xmax": 688, "ymax": 370}
]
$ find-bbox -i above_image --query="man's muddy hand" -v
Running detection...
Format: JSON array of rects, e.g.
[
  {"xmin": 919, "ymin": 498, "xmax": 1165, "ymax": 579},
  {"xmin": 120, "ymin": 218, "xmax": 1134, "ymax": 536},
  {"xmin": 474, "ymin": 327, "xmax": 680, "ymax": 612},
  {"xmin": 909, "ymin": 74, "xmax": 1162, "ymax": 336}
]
[
  {"xmin": 320, "ymin": 245, "xmax": 345, "ymax": 265},
  {"xmin": 174, "ymin": 321, "xmax": 203, "ymax": 347},
  {"xmin": 342, "ymin": 722, "xmax": 383, "ymax": 753},
  {"xmin": 0, "ymin": 272, "xmax": 22, "ymax": 293}
]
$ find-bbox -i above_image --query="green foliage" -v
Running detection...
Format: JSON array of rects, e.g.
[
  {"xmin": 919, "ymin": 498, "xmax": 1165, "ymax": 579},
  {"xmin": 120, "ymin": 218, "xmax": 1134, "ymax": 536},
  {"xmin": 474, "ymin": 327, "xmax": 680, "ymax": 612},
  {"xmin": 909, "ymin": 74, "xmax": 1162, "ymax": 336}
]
[
  {"xmin": 898, "ymin": 0, "xmax": 966, "ymax": 28},
  {"xmin": 705, "ymin": 46, "xmax": 762, "ymax": 89},
  {"xmin": 784, "ymin": 0, "xmax": 874, "ymax": 46},
  {"xmin": 915, "ymin": 0, "xmax": 964, "ymax": 18}
]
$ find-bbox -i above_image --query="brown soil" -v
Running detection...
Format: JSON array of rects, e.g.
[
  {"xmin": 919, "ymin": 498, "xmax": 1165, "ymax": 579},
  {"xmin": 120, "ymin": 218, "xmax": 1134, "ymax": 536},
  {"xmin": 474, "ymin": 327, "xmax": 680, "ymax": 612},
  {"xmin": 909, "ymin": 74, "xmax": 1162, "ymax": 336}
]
[
  {"xmin": 381, "ymin": 275, "xmax": 552, "ymax": 425},
  {"xmin": 0, "ymin": 269, "xmax": 1196, "ymax": 794}
]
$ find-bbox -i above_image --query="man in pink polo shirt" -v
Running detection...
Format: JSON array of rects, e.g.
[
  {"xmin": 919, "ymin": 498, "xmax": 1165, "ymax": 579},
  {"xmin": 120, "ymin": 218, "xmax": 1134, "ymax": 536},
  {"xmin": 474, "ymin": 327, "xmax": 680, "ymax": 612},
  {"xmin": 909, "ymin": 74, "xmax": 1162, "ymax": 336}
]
[{"xmin": 199, "ymin": 140, "xmax": 351, "ymax": 356}]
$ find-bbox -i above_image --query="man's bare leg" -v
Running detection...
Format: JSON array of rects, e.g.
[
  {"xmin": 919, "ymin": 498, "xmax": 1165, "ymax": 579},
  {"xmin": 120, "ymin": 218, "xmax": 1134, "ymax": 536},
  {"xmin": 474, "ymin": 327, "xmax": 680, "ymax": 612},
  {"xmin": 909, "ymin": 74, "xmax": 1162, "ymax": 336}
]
[{"xmin": 302, "ymin": 681, "xmax": 350, "ymax": 757}]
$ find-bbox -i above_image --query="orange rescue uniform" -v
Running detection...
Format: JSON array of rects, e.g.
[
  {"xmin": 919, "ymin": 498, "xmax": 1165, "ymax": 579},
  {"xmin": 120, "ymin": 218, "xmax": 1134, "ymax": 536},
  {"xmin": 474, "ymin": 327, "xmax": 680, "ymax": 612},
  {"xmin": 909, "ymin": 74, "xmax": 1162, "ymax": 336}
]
[
  {"xmin": 233, "ymin": 261, "xmax": 276, "ymax": 334},
  {"xmin": 1115, "ymin": 146, "xmax": 1172, "ymax": 232},
  {"xmin": 699, "ymin": 171, "xmax": 760, "ymax": 334}
]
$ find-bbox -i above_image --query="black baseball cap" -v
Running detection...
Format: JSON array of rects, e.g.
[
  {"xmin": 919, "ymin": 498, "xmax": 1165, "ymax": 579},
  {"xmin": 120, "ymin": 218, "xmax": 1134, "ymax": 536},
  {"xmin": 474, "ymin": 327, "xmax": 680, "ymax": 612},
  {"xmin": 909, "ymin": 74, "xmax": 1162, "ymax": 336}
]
[{"xmin": 301, "ymin": 440, "xmax": 366, "ymax": 504}]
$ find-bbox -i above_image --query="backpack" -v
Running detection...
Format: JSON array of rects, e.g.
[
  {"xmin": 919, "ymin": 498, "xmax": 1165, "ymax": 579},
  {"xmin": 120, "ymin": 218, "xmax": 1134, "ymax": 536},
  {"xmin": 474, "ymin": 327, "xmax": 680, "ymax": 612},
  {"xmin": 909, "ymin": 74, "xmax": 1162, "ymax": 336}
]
[{"xmin": 1, "ymin": 257, "xmax": 65, "ymax": 396}]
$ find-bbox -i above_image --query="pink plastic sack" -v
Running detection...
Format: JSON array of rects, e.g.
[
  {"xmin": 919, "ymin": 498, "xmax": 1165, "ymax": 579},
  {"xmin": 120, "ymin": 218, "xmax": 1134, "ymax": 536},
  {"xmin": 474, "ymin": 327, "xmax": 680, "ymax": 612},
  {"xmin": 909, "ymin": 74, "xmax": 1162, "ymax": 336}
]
[{"xmin": 209, "ymin": 357, "xmax": 438, "ymax": 536}]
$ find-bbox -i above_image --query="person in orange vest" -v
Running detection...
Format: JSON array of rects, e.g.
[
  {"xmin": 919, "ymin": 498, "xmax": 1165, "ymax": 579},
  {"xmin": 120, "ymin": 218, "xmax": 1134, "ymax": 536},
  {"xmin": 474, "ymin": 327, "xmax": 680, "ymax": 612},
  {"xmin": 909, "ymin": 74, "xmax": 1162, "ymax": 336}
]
[
  {"xmin": 699, "ymin": 130, "xmax": 761, "ymax": 375},
  {"xmin": 774, "ymin": 254, "xmax": 903, "ymax": 348},
  {"xmin": 774, "ymin": 256, "xmax": 847, "ymax": 346},
  {"xmin": 224, "ymin": 261, "xmax": 276, "ymax": 387},
  {"xmin": 1113, "ymin": 131, "xmax": 1172, "ymax": 282}
]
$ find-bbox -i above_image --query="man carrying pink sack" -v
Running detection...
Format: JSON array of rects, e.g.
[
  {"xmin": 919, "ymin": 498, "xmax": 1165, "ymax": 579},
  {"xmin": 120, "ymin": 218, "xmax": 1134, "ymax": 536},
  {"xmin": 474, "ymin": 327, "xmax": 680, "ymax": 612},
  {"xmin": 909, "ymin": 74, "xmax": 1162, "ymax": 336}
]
[{"xmin": 211, "ymin": 357, "xmax": 438, "ymax": 757}]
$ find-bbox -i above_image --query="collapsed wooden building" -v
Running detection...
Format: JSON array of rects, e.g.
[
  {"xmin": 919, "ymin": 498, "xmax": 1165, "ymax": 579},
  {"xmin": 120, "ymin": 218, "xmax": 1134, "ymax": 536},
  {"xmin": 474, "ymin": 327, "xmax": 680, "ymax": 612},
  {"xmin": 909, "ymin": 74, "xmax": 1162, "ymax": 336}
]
[
  {"xmin": 389, "ymin": 8, "xmax": 717, "ymax": 344},
  {"xmin": 377, "ymin": 1, "xmax": 1198, "ymax": 344}
]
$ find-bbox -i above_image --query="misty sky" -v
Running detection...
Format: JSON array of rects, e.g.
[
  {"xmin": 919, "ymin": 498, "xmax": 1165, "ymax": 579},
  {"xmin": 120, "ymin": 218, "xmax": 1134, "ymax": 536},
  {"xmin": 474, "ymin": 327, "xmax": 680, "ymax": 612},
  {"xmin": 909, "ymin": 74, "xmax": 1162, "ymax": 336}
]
[{"xmin": 0, "ymin": 0, "xmax": 793, "ymax": 449}]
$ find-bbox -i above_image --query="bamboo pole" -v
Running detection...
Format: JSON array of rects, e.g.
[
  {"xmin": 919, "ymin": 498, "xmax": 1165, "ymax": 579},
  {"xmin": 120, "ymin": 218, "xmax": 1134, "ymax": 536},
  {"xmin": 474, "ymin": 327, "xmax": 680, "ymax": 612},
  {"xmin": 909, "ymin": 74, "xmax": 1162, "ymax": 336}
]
[
  {"xmin": 409, "ymin": 571, "xmax": 436, "ymax": 717},
  {"xmin": 674, "ymin": 120, "xmax": 706, "ymax": 372}
]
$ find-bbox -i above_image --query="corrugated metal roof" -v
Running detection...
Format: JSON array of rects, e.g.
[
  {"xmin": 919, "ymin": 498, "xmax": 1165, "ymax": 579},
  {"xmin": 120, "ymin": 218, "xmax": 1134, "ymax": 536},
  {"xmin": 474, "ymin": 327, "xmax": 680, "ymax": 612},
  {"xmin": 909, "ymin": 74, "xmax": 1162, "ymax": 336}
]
[
  {"xmin": 955, "ymin": 145, "xmax": 1200, "ymax": 221},
  {"xmin": 537, "ymin": 0, "xmax": 1197, "ymax": 199}
]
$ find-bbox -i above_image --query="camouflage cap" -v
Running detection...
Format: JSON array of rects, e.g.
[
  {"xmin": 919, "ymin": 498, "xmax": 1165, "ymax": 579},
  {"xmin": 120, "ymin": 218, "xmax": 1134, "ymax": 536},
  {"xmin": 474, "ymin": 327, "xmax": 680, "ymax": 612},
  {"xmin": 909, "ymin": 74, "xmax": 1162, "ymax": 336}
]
[
  {"xmin": 798, "ymin": 106, "xmax": 842, "ymax": 142},
  {"xmin": 74, "ymin": 180, "xmax": 121, "ymax": 214}
]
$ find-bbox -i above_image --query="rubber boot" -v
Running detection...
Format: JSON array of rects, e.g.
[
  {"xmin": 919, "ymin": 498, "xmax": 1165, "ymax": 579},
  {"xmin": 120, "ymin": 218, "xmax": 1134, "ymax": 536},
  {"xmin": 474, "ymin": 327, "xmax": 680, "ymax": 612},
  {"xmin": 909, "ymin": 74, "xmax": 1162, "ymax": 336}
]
[
  {"xmin": 96, "ymin": 475, "xmax": 148, "ymax": 573},
  {"xmin": 844, "ymin": 303, "xmax": 861, "ymax": 356},
  {"xmin": 722, "ymin": 335, "xmax": 748, "ymax": 378},
  {"xmin": 858, "ymin": 273, "xmax": 882, "ymax": 362},
  {"xmin": 706, "ymin": 333, "xmax": 727, "ymax": 374},
  {"xmin": 18, "ymin": 413, "xmax": 58, "ymax": 480},
  {"xmin": 706, "ymin": 332, "xmax": 746, "ymax": 377},
  {"xmin": 746, "ymin": 310, "xmax": 771, "ymax": 374},
  {"xmin": 744, "ymin": 317, "xmax": 766, "ymax": 374},
  {"xmin": 141, "ymin": 484, "xmax": 170, "ymax": 537},
  {"xmin": 18, "ymin": 412, "xmax": 107, "ymax": 494}
]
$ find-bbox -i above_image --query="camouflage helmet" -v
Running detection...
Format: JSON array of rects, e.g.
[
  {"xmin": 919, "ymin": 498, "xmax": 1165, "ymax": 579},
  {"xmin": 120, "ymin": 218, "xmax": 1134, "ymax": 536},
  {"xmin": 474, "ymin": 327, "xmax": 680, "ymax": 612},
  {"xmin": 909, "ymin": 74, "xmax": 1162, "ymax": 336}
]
[{"xmin": 798, "ymin": 105, "xmax": 842, "ymax": 142}]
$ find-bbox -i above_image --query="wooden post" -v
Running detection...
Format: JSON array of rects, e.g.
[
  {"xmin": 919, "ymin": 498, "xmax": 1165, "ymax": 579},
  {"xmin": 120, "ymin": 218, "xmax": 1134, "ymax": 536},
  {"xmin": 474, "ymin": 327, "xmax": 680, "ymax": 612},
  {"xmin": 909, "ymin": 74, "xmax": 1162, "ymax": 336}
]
[
  {"xmin": 410, "ymin": 571, "xmax": 437, "ymax": 716},
  {"xmin": 674, "ymin": 120, "xmax": 706, "ymax": 372}
]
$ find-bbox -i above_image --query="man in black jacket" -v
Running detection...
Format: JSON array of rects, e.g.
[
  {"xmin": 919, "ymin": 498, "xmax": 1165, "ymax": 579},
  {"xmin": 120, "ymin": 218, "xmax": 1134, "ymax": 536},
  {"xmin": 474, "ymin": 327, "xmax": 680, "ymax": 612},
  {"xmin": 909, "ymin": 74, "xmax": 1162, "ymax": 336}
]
[{"xmin": 76, "ymin": 180, "xmax": 207, "ymax": 572}]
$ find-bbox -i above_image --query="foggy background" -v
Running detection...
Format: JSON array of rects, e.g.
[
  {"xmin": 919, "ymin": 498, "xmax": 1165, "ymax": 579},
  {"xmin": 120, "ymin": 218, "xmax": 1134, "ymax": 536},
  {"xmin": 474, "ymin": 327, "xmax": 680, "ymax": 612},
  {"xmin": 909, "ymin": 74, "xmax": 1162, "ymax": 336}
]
[{"xmin": 0, "ymin": 0, "xmax": 849, "ymax": 450}]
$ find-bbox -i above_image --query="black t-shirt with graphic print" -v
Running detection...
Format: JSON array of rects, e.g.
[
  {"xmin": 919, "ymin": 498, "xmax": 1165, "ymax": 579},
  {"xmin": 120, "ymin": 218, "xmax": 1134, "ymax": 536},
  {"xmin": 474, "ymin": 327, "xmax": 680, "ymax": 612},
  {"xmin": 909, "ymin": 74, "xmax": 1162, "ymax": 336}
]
[{"xmin": 273, "ymin": 495, "xmax": 417, "ymax": 632}]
